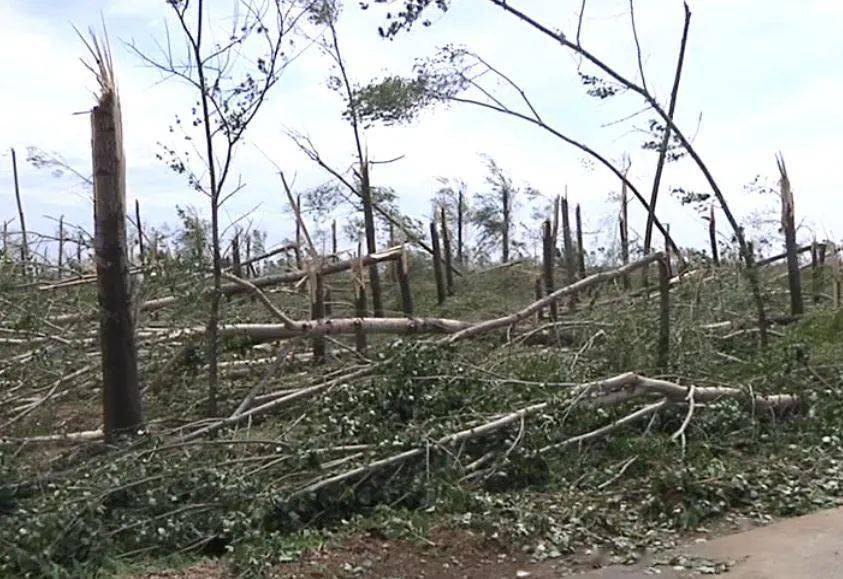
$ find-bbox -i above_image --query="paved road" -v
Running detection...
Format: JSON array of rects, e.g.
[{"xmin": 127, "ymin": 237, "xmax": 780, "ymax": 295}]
[{"xmin": 574, "ymin": 507, "xmax": 843, "ymax": 578}]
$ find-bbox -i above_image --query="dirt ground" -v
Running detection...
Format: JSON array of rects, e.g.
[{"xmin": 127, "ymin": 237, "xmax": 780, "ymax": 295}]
[{"xmin": 137, "ymin": 507, "xmax": 843, "ymax": 578}]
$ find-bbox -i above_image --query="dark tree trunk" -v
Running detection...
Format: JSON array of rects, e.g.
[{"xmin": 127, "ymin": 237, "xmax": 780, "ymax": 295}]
[
  {"xmin": 58, "ymin": 216, "xmax": 64, "ymax": 279},
  {"xmin": 354, "ymin": 280, "xmax": 367, "ymax": 354},
  {"xmin": 231, "ymin": 231, "xmax": 242, "ymax": 278},
  {"xmin": 620, "ymin": 184, "xmax": 630, "ymax": 290},
  {"xmin": 91, "ymin": 84, "xmax": 142, "ymax": 441}
]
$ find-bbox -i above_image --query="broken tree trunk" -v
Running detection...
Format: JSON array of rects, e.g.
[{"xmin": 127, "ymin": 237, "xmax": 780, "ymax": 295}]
[
  {"xmin": 396, "ymin": 246, "xmax": 415, "ymax": 317},
  {"xmin": 231, "ymin": 231, "xmax": 243, "ymax": 278},
  {"xmin": 10, "ymin": 148, "xmax": 28, "ymax": 275},
  {"xmin": 542, "ymin": 220, "xmax": 557, "ymax": 321},
  {"xmin": 310, "ymin": 272, "xmax": 326, "ymax": 362},
  {"xmin": 58, "ymin": 216, "xmax": 65, "ymax": 279},
  {"xmin": 360, "ymin": 163, "xmax": 384, "ymax": 317},
  {"xmin": 560, "ymin": 196, "xmax": 576, "ymax": 284},
  {"xmin": 620, "ymin": 181, "xmax": 630, "ymax": 290},
  {"xmin": 777, "ymin": 154, "xmax": 804, "ymax": 316},
  {"xmin": 88, "ymin": 37, "xmax": 142, "ymax": 440},
  {"xmin": 430, "ymin": 221, "xmax": 446, "ymax": 305},
  {"xmin": 575, "ymin": 204, "xmax": 586, "ymax": 278},
  {"xmin": 440, "ymin": 207, "xmax": 455, "ymax": 296},
  {"xmin": 457, "ymin": 189, "xmax": 465, "ymax": 265},
  {"xmin": 708, "ymin": 204, "xmax": 719, "ymax": 265}
]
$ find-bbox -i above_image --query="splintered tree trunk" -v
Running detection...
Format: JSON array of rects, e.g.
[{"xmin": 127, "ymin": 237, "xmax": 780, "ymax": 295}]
[
  {"xmin": 620, "ymin": 184, "xmax": 630, "ymax": 290},
  {"xmin": 77, "ymin": 233, "xmax": 83, "ymax": 266},
  {"xmin": 11, "ymin": 148, "xmax": 28, "ymax": 274},
  {"xmin": 777, "ymin": 155, "xmax": 804, "ymax": 316},
  {"xmin": 396, "ymin": 247, "xmax": 415, "ymax": 317},
  {"xmin": 542, "ymin": 220, "xmax": 557, "ymax": 321},
  {"xmin": 560, "ymin": 197, "xmax": 576, "ymax": 284},
  {"xmin": 430, "ymin": 221, "xmax": 446, "ymax": 305},
  {"xmin": 708, "ymin": 204, "xmax": 719, "ymax": 265},
  {"xmin": 231, "ymin": 231, "xmax": 242, "ymax": 278},
  {"xmin": 575, "ymin": 204, "xmax": 586, "ymax": 278},
  {"xmin": 90, "ymin": 60, "xmax": 142, "ymax": 440},
  {"xmin": 831, "ymin": 243, "xmax": 842, "ymax": 309},
  {"xmin": 360, "ymin": 164, "xmax": 384, "ymax": 317},
  {"xmin": 457, "ymin": 189, "xmax": 464, "ymax": 265},
  {"xmin": 440, "ymin": 207, "xmax": 455, "ymax": 296}
]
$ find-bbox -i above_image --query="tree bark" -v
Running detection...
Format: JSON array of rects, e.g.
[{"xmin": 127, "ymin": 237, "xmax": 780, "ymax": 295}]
[
  {"xmin": 396, "ymin": 246, "xmax": 415, "ymax": 316},
  {"xmin": 560, "ymin": 196, "xmax": 576, "ymax": 284},
  {"xmin": 135, "ymin": 199, "xmax": 145, "ymax": 263},
  {"xmin": 657, "ymin": 257, "xmax": 670, "ymax": 370},
  {"xmin": 360, "ymin": 164, "xmax": 385, "ymax": 317},
  {"xmin": 90, "ymin": 65, "xmax": 142, "ymax": 440},
  {"xmin": 457, "ymin": 189, "xmax": 465, "ymax": 265}
]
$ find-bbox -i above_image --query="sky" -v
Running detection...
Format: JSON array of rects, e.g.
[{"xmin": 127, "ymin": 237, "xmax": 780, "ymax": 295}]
[{"xmin": 1, "ymin": 0, "xmax": 842, "ymax": 261}]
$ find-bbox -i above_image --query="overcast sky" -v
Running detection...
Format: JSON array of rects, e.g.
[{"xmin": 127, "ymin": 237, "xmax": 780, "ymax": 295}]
[{"xmin": 2, "ymin": 0, "xmax": 842, "ymax": 259}]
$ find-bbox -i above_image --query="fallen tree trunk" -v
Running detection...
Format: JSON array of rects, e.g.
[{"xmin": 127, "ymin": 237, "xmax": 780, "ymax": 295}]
[
  {"xmin": 52, "ymin": 246, "xmax": 405, "ymax": 323},
  {"xmin": 177, "ymin": 317, "xmax": 474, "ymax": 343},
  {"xmin": 293, "ymin": 372, "xmax": 798, "ymax": 495},
  {"xmin": 448, "ymin": 253, "xmax": 664, "ymax": 342}
]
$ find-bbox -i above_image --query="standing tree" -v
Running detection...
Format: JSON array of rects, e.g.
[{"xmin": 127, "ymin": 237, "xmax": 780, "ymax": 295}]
[{"xmin": 130, "ymin": 0, "xmax": 310, "ymax": 414}]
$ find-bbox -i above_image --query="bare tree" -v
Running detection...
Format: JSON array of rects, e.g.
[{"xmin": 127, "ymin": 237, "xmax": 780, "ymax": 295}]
[{"xmin": 129, "ymin": 0, "xmax": 311, "ymax": 414}]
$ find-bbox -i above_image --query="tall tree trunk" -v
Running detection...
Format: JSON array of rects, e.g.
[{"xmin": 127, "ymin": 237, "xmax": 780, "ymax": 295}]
[
  {"xmin": 90, "ymin": 59, "xmax": 142, "ymax": 440},
  {"xmin": 396, "ymin": 246, "xmax": 415, "ymax": 316},
  {"xmin": 10, "ymin": 148, "xmax": 28, "ymax": 275},
  {"xmin": 294, "ymin": 193, "xmax": 303, "ymax": 270},
  {"xmin": 231, "ymin": 230, "xmax": 242, "ymax": 278},
  {"xmin": 360, "ymin": 163, "xmax": 384, "ymax": 316}
]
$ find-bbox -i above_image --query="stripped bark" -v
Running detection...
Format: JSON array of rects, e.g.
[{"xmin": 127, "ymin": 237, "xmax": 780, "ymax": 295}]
[
  {"xmin": 440, "ymin": 207, "xmax": 455, "ymax": 295},
  {"xmin": 708, "ymin": 204, "xmax": 719, "ymax": 265},
  {"xmin": 542, "ymin": 220, "xmax": 557, "ymax": 321}
]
